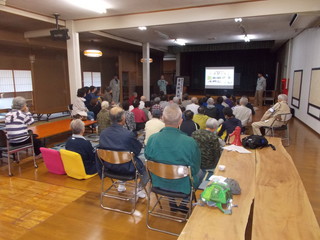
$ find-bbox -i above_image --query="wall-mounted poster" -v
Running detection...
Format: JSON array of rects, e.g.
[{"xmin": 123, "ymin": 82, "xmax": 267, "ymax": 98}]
[
  {"xmin": 291, "ymin": 70, "xmax": 303, "ymax": 108},
  {"xmin": 308, "ymin": 68, "xmax": 320, "ymax": 120}
]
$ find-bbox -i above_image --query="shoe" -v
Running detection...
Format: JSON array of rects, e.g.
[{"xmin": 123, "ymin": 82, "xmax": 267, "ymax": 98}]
[
  {"xmin": 136, "ymin": 189, "xmax": 146, "ymax": 199},
  {"xmin": 117, "ymin": 183, "xmax": 126, "ymax": 192}
]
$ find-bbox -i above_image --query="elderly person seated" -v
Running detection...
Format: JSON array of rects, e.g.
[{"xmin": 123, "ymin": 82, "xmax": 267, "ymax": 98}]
[
  {"xmin": 144, "ymin": 109, "xmax": 165, "ymax": 145},
  {"xmin": 232, "ymin": 97, "xmax": 252, "ymax": 131},
  {"xmin": 204, "ymin": 98, "xmax": 218, "ymax": 119},
  {"xmin": 139, "ymin": 95, "xmax": 147, "ymax": 109},
  {"xmin": 186, "ymin": 97, "xmax": 199, "ymax": 115},
  {"xmin": 193, "ymin": 106, "xmax": 210, "ymax": 130},
  {"xmin": 65, "ymin": 119, "xmax": 97, "ymax": 175},
  {"xmin": 179, "ymin": 110, "xmax": 199, "ymax": 136},
  {"xmin": 131, "ymin": 99, "xmax": 147, "ymax": 131},
  {"xmin": 151, "ymin": 97, "xmax": 164, "ymax": 113},
  {"xmin": 192, "ymin": 118, "xmax": 224, "ymax": 170},
  {"xmin": 145, "ymin": 103, "xmax": 204, "ymax": 212},
  {"xmin": 97, "ymin": 101, "xmax": 111, "ymax": 134},
  {"xmin": 97, "ymin": 106, "xmax": 148, "ymax": 197},
  {"xmin": 71, "ymin": 88, "xmax": 95, "ymax": 124},
  {"xmin": 5, "ymin": 97, "xmax": 42, "ymax": 159},
  {"xmin": 252, "ymin": 94, "xmax": 290, "ymax": 135}
]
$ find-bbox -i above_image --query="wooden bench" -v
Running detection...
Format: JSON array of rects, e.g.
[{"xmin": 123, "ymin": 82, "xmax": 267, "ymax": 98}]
[{"xmin": 178, "ymin": 137, "xmax": 320, "ymax": 240}]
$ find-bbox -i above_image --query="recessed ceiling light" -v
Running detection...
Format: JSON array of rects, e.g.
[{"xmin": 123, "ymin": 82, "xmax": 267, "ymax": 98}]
[
  {"xmin": 235, "ymin": 18, "xmax": 242, "ymax": 23},
  {"xmin": 138, "ymin": 26, "xmax": 147, "ymax": 31},
  {"xmin": 173, "ymin": 39, "xmax": 186, "ymax": 46},
  {"xmin": 208, "ymin": 37, "xmax": 216, "ymax": 40},
  {"xmin": 66, "ymin": 0, "xmax": 108, "ymax": 14},
  {"xmin": 244, "ymin": 35, "xmax": 250, "ymax": 42}
]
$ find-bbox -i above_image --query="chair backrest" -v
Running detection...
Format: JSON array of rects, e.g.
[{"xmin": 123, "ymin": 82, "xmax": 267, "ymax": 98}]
[
  {"xmin": 40, "ymin": 147, "xmax": 66, "ymax": 175},
  {"xmin": 96, "ymin": 149, "xmax": 134, "ymax": 165},
  {"xmin": 146, "ymin": 160, "xmax": 191, "ymax": 180},
  {"xmin": 60, "ymin": 149, "xmax": 90, "ymax": 179},
  {"xmin": 275, "ymin": 113, "xmax": 292, "ymax": 125}
]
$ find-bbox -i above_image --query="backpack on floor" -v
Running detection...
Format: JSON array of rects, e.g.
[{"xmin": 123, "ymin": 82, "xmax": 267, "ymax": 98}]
[{"xmin": 242, "ymin": 135, "xmax": 275, "ymax": 150}]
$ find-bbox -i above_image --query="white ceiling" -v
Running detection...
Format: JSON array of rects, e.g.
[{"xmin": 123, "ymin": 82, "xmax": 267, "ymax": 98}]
[{"xmin": 2, "ymin": 0, "xmax": 320, "ymax": 51}]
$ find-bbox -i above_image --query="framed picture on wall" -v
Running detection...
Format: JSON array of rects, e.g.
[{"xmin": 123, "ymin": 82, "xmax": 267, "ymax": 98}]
[
  {"xmin": 291, "ymin": 70, "xmax": 303, "ymax": 108},
  {"xmin": 307, "ymin": 68, "xmax": 320, "ymax": 120}
]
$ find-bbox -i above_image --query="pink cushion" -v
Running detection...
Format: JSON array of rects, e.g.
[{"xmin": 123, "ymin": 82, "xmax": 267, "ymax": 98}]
[{"xmin": 40, "ymin": 147, "xmax": 66, "ymax": 175}]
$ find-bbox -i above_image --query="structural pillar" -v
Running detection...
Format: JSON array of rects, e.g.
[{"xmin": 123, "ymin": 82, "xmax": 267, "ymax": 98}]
[
  {"xmin": 142, "ymin": 42, "xmax": 150, "ymax": 100},
  {"xmin": 66, "ymin": 20, "xmax": 82, "ymax": 103}
]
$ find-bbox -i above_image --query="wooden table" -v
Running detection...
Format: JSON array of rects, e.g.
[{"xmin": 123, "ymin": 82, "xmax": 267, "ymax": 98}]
[
  {"xmin": 29, "ymin": 119, "xmax": 96, "ymax": 139},
  {"xmin": 179, "ymin": 146, "xmax": 256, "ymax": 240},
  {"xmin": 178, "ymin": 137, "xmax": 320, "ymax": 240}
]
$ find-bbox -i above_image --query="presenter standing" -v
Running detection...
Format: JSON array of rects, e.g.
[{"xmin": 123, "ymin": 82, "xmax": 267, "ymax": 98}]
[
  {"xmin": 254, "ymin": 72, "xmax": 266, "ymax": 107},
  {"xmin": 157, "ymin": 75, "xmax": 168, "ymax": 94},
  {"xmin": 109, "ymin": 75, "xmax": 120, "ymax": 104}
]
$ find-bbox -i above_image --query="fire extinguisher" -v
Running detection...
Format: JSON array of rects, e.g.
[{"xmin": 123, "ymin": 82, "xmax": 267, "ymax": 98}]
[{"xmin": 281, "ymin": 78, "xmax": 288, "ymax": 95}]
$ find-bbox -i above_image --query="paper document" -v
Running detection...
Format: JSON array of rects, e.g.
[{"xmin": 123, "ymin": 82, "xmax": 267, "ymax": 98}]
[{"xmin": 222, "ymin": 145, "xmax": 251, "ymax": 153}]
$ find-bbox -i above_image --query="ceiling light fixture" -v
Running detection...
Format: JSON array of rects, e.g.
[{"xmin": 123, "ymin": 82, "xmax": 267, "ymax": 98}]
[
  {"xmin": 140, "ymin": 58, "xmax": 153, "ymax": 63},
  {"xmin": 66, "ymin": 0, "xmax": 108, "ymax": 14},
  {"xmin": 138, "ymin": 26, "xmax": 147, "ymax": 31},
  {"xmin": 244, "ymin": 35, "xmax": 250, "ymax": 42},
  {"xmin": 235, "ymin": 18, "xmax": 242, "ymax": 23},
  {"xmin": 173, "ymin": 39, "xmax": 186, "ymax": 46},
  {"xmin": 84, "ymin": 49, "xmax": 103, "ymax": 57}
]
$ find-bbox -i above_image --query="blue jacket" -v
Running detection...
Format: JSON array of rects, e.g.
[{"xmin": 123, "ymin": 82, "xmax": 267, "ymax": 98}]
[
  {"xmin": 97, "ymin": 123, "xmax": 144, "ymax": 177},
  {"xmin": 65, "ymin": 135, "xmax": 97, "ymax": 175}
]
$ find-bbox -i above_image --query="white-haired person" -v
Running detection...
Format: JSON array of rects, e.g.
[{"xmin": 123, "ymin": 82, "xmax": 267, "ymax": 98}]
[
  {"xmin": 252, "ymin": 94, "xmax": 290, "ymax": 135},
  {"xmin": 232, "ymin": 97, "xmax": 252, "ymax": 131},
  {"xmin": 185, "ymin": 97, "xmax": 199, "ymax": 115},
  {"xmin": 65, "ymin": 119, "xmax": 97, "ymax": 175},
  {"xmin": 97, "ymin": 101, "xmax": 111, "ymax": 134},
  {"xmin": 192, "ymin": 118, "xmax": 224, "ymax": 171},
  {"xmin": 5, "ymin": 96, "xmax": 42, "ymax": 159},
  {"xmin": 145, "ymin": 103, "xmax": 204, "ymax": 212}
]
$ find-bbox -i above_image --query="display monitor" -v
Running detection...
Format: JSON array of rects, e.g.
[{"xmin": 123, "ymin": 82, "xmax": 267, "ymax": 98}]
[{"xmin": 205, "ymin": 67, "xmax": 235, "ymax": 89}]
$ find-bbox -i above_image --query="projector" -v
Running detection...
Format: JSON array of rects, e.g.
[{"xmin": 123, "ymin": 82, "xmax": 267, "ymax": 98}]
[{"xmin": 50, "ymin": 29, "xmax": 70, "ymax": 41}]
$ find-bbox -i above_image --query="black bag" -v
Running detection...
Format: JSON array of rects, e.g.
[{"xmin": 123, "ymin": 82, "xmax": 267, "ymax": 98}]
[{"xmin": 242, "ymin": 135, "xmax": 276, "ymax": 150}]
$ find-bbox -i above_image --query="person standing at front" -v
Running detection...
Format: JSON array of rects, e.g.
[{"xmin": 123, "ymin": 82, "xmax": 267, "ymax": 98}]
[
  {"xmin": 254, "ymin": 72, "xmax": 266, "ymax": 107},
  {"xmin": 157, "ymin": 75, "xmax": 168, "ymax": 94},
  {"xmin": 109, "ymin": 75, "xmax": 120, "ymax": 104}
]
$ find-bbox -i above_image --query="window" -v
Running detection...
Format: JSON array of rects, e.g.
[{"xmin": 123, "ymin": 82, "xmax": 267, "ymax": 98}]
[
  {"xmin": 83, "ymin": 72, "xmax": 101, "ymax": 87},
  {"xmin": 0, "ymin": 70, "xmax": 33, "ymax": 93}
]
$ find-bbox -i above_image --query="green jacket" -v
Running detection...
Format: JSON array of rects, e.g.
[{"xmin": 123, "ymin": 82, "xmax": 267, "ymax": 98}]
[
  {"xmin": 192, "ymin": 129, "xmax": 221, "ymax": 169},
  {"xmin": 145, "ymin": 127, "xmax": 201, "ymax": 194}
]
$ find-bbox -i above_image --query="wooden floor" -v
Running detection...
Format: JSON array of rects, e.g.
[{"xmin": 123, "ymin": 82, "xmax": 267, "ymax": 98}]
[{"xmin": 0, "ymin": 106, "xmax": 319, "ymax": 240}]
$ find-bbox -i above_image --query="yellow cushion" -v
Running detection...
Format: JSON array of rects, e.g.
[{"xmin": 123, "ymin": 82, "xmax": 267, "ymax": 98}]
[{"xmin": 60, "ymin": 149, "xmax": 97, "ymax": 180}]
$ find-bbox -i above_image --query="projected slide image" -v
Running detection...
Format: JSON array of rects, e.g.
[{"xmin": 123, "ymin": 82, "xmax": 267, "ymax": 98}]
[{"xmin": 205, "ymin": 67, "xmax": 235, "ymax": 89}]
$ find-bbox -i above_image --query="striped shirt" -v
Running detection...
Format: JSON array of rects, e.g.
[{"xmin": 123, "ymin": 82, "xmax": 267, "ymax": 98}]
[{"xmin": 5, "ymin": 110, "xmax": 34, "ymax": 143}]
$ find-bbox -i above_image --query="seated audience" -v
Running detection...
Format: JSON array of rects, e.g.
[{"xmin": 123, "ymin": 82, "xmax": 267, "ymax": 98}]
[
  {"xmin": 204, "ymin": 98, "xmax": 218, "ymax": 119},
  {"xmin": 193, "ymin": 106, "xmax": 210, "ymax": 129},
  {"xmin": 85, "ymin": 86, "xmax": 96, "ymax": 108},
  {"xmin": 252, "ymin": 94, "xmax": 290, "ymax": 135},
  {"xmin": 218, "ymin": 107, "xmax": 242, "ymax": 141},
  {"xmin": 129, "ymin": 92, "xmax": 138, "ymax": 105},
  {"xmin": 151, "ymin": 97, "xmax": 164, "ymax": 113},
  {"xmin": 224, "ymin": 94, "xmax": 234, "ymax": 108},
  {"xmin": 139, "ymin": 96, "xmax": 146, "ymax": 109},
  {"xmin": 142, "ymin": 101, "xmax": 152, "ymax": 121},
  {"xmin": 173, "ymin": 96, "xmax": 180, "ymax": 105},
  {"xmin": 215, "ymin": 96, "xmax": 225, "ymax": 121},
  {"xmin": 186, "ymin": 97, "xmax": 199, "ymax": 115},
  {"xmin": 71, "ymin": 88, "xmax": 95, "ymax": 122},
  {"xmin": 232, "ymin": 97, "xmax": 252, "ymax": 129},
  {"xmin": 97, "ymin": 101, "xmax": 111, "ymax": 134},
  {"xmin": 87, "ymin": 98, "xmax": 101, "ymax": 120},
  {"xmin": 159, "ymin": 95, "xmax": 169, "ymax": 109},
  {"xmin": 122, "ymin": 101, "xmax": 136, "ymax": 132},
  {"xmin": 131, "ymin": 100, "xmax": 147, "ymax": 131},
  {"xmin": 65, "ymin": 119, "xmax": 97, "ymax": 175},
  {"xmin": 221, "ymin": 96, "xmax": 229, "ymax": 108},
  {"xmin": 179, "ymin": 110, "xmax": 199, "ymax": 136},
  {"xmin": 97, "ymin": 106, "xmax": 148, "ymax": 197},
  {"xmin": 192, "ymin": 118, "xmax": 222, "ymax": 170},
  {"xmin": 145, "ymin": 104, "xmax": 203, "ymax": 204},
  {"xmin": 144, "ymin": 110, "xmax": 165, "ymax": 144},
  {"xmin": 244, "ymin": 96, "xmax": 255, "ymax": 115},
  {"xmin": 103, "ymin": 86, "xmax": 113, "ymax": 105},
  {"xmin": 181, "ymin": 93, "xmax": 191, "ymax": 108},
  {"xmin": 5, "ymin": 97, "xmax": 42, "ymax": 159}
]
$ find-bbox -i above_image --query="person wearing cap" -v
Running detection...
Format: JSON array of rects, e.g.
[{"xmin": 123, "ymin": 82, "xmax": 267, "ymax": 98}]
[
  {"xmin": 144, "ymin": 109, "xmax": 165, "ymax": 144},
  {"xmin": 217, "ymin": 107, "xmax": 242, "ymax": 141}
]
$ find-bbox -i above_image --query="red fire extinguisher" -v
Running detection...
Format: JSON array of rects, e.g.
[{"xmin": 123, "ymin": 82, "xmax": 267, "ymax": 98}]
[{"xmin": 281, "ymin": 78, "xmax": 288, "ymax": 95}]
